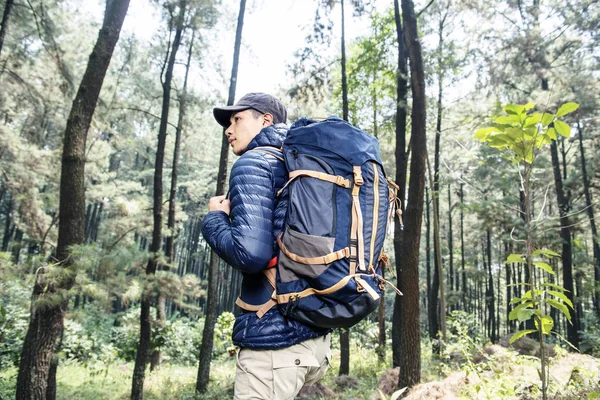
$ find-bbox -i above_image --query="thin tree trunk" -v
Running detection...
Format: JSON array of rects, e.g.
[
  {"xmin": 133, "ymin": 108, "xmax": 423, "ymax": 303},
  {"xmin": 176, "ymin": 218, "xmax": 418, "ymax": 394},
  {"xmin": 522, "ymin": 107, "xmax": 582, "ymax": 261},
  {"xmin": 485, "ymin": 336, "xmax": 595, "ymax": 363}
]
[
  {"xmin": 340, "ymin": 0, "xmax": 348, "ymax": 122},
  {"xmin": 577, "ymin": 121, "xmax": 600, "ymax": 319},
  {"xmin": 460, "ymin": 181, "xmax": 466, "ymax": 310},
  {"xmin": 16, "ymin": 1, "xmax": 130, "ymax": 398},
  {"xmin": 398, "ymin": 0, "xmax": 427, "ymax": 389},
  {"xmin": 151, "ymin": 27, "xmax": 195, "ymax": 373},
  {"xmin": 196, "ymin": 0, "xmax": 246, "ymax": 393},
  {"xmin": 0, "ymin": 0, "xmax": 14, "ymax": 60},
  {"xmin": 425, "ymin": 187, "xmax": 431, "ymax": 326},
  {"xmin": 486, "ymin": 229, "xmax": 496, "ymax": 343},
  {"xmin": 391, "ymin": 0, "xmax": 408, "ymax": 369},
  {"xmin": 131, "ymin": 1, "xmax": 185, "ymax": 397},
  {"xmin": 448, "ymin": 184, "xmax": 454, "ymax": 298},
  {"xmin": 549, "ymin": 141, "xmax": 579, "ymax": 349},
  {"xmin": 338, "ymin": 0, "xmax": 350, "ymax": 374}
]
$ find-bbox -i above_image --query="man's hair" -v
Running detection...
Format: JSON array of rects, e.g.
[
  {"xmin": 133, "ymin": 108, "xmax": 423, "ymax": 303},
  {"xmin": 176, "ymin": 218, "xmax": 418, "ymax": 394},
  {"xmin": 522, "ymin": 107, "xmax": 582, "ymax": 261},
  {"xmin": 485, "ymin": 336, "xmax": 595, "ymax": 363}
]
[{"xmin": 249, "ymin": 109, "xmax": 264, "ymax": 119}]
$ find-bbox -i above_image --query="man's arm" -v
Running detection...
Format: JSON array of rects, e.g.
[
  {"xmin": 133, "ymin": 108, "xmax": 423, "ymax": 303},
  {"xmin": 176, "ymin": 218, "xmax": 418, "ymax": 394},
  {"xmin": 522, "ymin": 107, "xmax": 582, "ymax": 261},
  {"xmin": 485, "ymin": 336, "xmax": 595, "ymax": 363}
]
[{"xmin": 201, "ymin": 152, "xmax": 275, "ymax": 274}]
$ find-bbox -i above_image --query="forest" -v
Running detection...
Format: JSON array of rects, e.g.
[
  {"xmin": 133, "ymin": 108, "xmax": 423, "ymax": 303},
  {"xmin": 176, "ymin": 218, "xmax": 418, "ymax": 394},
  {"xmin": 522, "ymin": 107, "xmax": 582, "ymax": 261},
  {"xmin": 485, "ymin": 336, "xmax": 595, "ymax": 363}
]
[{"xmin": 0, "ymin": 0, "xmax": 599, "ymax": 399}]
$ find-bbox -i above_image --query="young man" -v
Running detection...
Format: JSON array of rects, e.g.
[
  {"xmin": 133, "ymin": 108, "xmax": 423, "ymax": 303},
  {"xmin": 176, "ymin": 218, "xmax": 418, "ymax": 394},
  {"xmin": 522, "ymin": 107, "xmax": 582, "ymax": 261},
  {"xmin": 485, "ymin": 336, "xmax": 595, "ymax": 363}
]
[{"xmin": 202, "ymin": 93, "xmax": 331, "ymax": 399}]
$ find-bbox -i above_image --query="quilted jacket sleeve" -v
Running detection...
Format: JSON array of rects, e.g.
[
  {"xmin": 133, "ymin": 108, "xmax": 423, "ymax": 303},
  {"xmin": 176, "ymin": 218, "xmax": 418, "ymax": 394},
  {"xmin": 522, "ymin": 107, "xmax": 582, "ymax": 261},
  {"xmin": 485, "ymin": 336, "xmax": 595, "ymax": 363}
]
[{"xmin": 201, "ymin": 152, "xmax": 276, "ymax": 274}]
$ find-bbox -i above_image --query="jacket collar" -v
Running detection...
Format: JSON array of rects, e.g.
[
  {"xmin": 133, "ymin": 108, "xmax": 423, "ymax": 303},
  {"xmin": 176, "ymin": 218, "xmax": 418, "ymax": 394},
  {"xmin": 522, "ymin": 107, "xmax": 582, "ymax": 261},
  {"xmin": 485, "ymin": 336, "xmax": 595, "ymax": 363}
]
[{"xmin": 245, "ymin": 124, "xmax": 288, "ymax": 152}]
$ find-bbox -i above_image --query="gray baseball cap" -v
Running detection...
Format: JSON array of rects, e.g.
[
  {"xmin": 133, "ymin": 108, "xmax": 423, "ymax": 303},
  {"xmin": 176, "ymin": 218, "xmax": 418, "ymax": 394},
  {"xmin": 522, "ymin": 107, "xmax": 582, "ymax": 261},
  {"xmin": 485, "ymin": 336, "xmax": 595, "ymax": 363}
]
[{"xmin": 213, "ymin": 92, "xmax": 288, "ymax": 128}]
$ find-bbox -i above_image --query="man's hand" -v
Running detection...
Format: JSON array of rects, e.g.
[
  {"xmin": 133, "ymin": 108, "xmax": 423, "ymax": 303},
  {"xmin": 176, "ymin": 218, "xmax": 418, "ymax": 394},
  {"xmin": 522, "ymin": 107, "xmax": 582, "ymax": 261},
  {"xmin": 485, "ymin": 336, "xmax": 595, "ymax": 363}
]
[{"xmin": 208, "ymin": 195, "xmax": 231, "ymax": 215}]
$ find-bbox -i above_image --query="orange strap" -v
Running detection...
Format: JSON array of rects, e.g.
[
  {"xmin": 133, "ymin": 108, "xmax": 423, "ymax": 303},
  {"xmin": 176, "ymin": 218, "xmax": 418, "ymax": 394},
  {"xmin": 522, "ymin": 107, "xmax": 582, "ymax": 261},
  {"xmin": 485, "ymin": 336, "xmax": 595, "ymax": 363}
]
[
  {"xmin": 277, "ymin": 234, "xmax": 349, "ymax": 265},
  {"xmin": 352, "ymin": 166, "xmax": 366, "ymax": 271},
  {"xmin": 235, "ymin": 267, "xmax": 279, "ymax": 318},
  {"xmin": 277, "ymin": 170, "xmax": 350, "ymax": 197}
]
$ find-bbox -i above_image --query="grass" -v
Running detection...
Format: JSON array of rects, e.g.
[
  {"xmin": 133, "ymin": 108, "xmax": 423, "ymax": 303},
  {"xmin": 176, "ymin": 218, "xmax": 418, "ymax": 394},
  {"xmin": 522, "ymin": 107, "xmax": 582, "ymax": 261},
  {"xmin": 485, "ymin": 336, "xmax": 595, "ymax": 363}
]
[{"xmin": 1, "ymin": 343, "xmax": 599, "ymax": 399}]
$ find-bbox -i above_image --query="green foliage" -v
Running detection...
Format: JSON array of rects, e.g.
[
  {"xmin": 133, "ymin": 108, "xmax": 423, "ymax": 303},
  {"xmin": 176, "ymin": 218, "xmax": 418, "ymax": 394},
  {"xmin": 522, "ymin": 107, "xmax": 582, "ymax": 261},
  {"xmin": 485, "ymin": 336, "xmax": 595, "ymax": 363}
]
[
  {"xmin": 213, "ymin": 311, "xmax": 235, "ymax": 358},
  {"xmin": 474, "ymin": 102, "xmax": 579, "ymax": 164}
]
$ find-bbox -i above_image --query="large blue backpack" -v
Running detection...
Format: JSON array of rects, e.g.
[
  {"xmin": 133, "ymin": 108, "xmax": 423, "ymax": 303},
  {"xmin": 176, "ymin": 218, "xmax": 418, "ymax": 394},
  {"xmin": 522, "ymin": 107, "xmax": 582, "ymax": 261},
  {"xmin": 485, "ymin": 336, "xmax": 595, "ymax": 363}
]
[{"xmin": 262, "ymin": 116, "xmax": 403, "ymax": 329}]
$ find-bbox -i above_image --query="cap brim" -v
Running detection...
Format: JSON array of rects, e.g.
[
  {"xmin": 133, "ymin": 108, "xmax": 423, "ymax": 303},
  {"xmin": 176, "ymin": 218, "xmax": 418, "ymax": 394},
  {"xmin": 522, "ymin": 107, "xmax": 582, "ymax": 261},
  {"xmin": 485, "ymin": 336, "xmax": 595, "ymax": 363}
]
[{"xmin": 213, "ymin": 105, "xmax": 252, "ymax": 128}]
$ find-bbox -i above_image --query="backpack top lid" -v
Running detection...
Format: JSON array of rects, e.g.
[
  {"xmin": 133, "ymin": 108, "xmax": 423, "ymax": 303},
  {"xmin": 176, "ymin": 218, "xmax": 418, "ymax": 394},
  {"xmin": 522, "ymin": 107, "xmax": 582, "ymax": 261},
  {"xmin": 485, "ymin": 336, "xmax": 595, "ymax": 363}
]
[{"xmin": 286, "ymin": 116, "xmax": 383, "ymax": 166}]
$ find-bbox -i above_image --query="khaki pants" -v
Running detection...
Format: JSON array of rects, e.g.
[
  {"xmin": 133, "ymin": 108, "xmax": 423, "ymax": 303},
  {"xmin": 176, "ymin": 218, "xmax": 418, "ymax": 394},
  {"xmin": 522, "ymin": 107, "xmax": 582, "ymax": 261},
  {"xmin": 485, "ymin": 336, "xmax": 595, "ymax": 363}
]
[{"xmin": 234, "ymin": 334, "xmax": 332, "ymax": 400}]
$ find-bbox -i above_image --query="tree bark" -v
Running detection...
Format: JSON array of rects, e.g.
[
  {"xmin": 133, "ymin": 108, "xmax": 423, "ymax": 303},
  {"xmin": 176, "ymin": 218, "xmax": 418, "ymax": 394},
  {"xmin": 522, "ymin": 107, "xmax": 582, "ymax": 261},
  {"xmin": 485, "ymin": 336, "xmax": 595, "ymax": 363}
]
[
  {"xmin": 391, "ymin": 0, "xmax": 408, "ymax": 369},
  {"xmin": 398, "ymin": 0, "xmax": 427, "ymax": 389},
  {"xmin": 577, "ymin": 121, "xmax": 600, "ymax": 319},
  {"xmin": 196, "ymin": 0, "xmax": 246, "ymax": 393},
  {"xmin": 0, "ymin": 0, "xmax": 14, "ymax": 59},
  {"xmin": 549, "ymin": 140, "xmax": 579, "ymax": 349},
  {"xmin": 131, "ymin": 1, "xmax": 185, "ymax": 397},
  {"xmin": 448, "ymin": 184, "xmax": 454, "ymax": 298},
  {"xmin": 16, "ymin": 1, "xmax": 130, "ymax": 398},
  {"xmin": 152, "ymin": 26, "xmax": 195, "ymax": 374},
  {"xmin": 486, "ymin": 229, "xmax": 496, "ymax": 343},
  {"xmin": 460, "ymin": 181, "xmax": 466, "ymax": 310},
  {"xmin": 341, "ymin": 0, "xmax": 348, "ymax": 122}
]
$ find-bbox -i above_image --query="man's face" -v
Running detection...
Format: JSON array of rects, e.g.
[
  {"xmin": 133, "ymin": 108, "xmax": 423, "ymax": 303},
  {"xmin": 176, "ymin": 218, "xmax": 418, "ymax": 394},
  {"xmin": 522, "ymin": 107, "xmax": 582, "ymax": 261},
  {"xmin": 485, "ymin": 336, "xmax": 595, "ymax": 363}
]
[{"xmin": 225, "ymin": 109, "xmax": 268, "ymax": 156}]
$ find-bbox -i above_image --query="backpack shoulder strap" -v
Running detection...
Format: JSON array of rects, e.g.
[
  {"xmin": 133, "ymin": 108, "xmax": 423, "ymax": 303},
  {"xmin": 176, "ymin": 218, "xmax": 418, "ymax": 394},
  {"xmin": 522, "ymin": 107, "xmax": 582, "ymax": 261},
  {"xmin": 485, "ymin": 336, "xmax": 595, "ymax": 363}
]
[{"xmin": 247, "ymin": 146, "xmax": 284, "ymax": 162}]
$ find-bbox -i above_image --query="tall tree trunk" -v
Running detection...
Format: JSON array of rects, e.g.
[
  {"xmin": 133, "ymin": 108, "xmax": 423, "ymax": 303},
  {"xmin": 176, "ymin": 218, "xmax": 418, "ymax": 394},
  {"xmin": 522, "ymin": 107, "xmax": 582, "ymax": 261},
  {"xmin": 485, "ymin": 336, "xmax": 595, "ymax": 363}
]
[
  {"xmin": 460, "ymin": 181, "xmax": 466, "ymax": 310},
  {"xmin": 391, "ymin": 0, "xmax": 408, "ymax": 369},
  {"xmin": 425, "ymin": 187, "xmax": 431, "ymax": 327},
  {"xmin": 486, "ymin": 229, "xmax": 496, "ymax": 343},
  {"xmin": 577, "ymin": 121, "xmax": 600, "ymax": 319},
  {"xmin": 0, "ymin": 0, "xmax": 14, "ymax": 61},
  {"xmin": 16, "ymin": 1, "xmax": 130, "ymax": 398},
  {"xmin": 338, "ymin": 0, "xmax": 351, "ymax": 375},
  {"xmin": 152, "ymin": 29, "xmax": 195, "ymax": 372},
  {"xmin": 2, "ymin": 193, "xmax": 12, "ymax": 252},
  {"xmin": 448, "ymin": 184, "xmax": 454, "ymax": 298},
  {"xmin": 428, "ymin": 20, "xmax": 444, "ymax": 346},
  {"xmin": 340, "ymin": 0, "xmax": 348, "ymax": 122},
  {"xmin": 549, "ymin": 141, "xmax": 579, "ymax": 349},
  {"xmin": 196, "ymin": 0, "xmax": 246, "ymax": 393},
  {"xmin": 131, "ymin": 1, "xmax": 185, "ymax": 397},
  {"xmin": 398, "ymin": 0, "xmax": 427, "ymax": 389}
]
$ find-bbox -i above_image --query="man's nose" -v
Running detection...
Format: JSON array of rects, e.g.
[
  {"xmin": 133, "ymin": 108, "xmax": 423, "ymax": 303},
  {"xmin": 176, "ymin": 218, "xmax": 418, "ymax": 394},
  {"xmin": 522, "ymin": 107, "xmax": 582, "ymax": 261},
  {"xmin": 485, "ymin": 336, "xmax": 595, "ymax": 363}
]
[{"xmin": 225, "ymin": 126, "xmax": 233, "ymax": 136}]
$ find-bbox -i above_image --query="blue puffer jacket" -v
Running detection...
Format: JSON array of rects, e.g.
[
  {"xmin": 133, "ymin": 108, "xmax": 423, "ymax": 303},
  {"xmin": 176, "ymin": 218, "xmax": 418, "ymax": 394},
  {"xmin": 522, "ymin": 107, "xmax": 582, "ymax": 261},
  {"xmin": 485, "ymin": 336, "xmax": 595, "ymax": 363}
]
[{"xmin": 201, "ymin": 124, "xmax": 328, "ymax": 349}]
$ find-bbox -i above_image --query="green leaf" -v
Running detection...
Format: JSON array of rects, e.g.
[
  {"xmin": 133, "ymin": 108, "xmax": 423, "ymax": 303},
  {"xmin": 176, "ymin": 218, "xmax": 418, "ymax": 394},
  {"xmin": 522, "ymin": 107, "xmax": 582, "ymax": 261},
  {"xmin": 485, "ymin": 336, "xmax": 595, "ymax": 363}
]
[
  {"xmin": 534, "ymin": 133, "xmax": 552, "ymax": 148},
  {"xmin": 548, "ymin": 290, "xmax": 574, "ymax": 308},
  {"xmin": 504, "ymin": 104, "xmax": 525, "ymax": 115},
  {"xmin": 532, "ymin": 249, "xmax": 560, "ymax": 258},
  {"xmin": 533, "ymin": 261, "xmax": 555, "ymax": 275},
  {"xmin": 534, "ymin": 315, "xmax": 554, "ymax": 335},
  {"xmin": 506, "ymin": 253, "xmax": 525, "ymax": 263},
  {"xmin": 546, "ymin": 298, "xmax": 571, "ymax": 320},
  {"xmin": 555, "ymin": 102, "xmax": 579, "ymax": 118},
  {"xmin": 540, "ymin": 282, "xmax": 569, "ymax": 292},
  {"xmin": 587, "ymin": 392, "xmax": 600, "ymax": 399},
  {"xmin": 523, "ymin": 127, "xmax": 537, "ymax": 140},
  {"xmin": 542, "ymin": 113, "xmax": 554, "ymax": 127},
  {"xmin": 510, "ymin": 297, "xmax": 522, "ymax": 304},
  {"xmin": 546, "ymin": 127, "xmax": 557, "ymax": 140},
  {"xmin": 524, "ymin": 146, "xmax": 534, "ymax": 163},
  {"xmin": 524, "ymin": 113, "xmax": 542, "ymax": 127},
  {"xmin": 550, "ymin": 331, "xmax": 579, "ymax": 352},
  {"xmin": 554, "ymin": 120, "xmax": 571, "ymax": 138},
  {"xmin": 509, "ymin": 302, "xmax": 534, "ymax": 320},
  {"xmin": 474, "ymin": 127, "xmax": 498, "ymax": 141},
  {"xmin": 518, "ymin": 308, "xmax": 535, "ymax": 322},
  {"xmin": 505, "ymin": 127, "xmax": 525, "ymax": 140},
  {"xmin": 494, "ymin": 114, "xmax": 521, "ymax": 125},
  {"xmin": 507, "ymin": 283, "xmax": 532, "ymax": 287},
  {"xmin": 524, "ymin": 102, "xmax": 535, "ymax": 110},
  {"xmin": 509, "ymin": 329, "xmax": 538, "ymax": 344}
]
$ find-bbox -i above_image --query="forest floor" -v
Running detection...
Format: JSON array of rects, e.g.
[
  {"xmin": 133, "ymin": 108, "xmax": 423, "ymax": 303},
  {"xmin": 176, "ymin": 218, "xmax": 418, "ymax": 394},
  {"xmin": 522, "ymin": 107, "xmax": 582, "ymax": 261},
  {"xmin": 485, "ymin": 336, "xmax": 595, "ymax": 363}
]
[{"xmin": 1, "ymin": 344, "xmax": 599, "ymax": 399}]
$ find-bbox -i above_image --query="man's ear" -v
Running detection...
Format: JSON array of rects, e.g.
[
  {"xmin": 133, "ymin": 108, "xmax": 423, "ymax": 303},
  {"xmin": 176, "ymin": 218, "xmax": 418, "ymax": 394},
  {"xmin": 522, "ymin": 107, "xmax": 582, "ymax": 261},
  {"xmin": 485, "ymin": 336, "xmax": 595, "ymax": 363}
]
[{"xmin": 263, "ymin": 113, "xmax": 274, "ymax": 126}]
